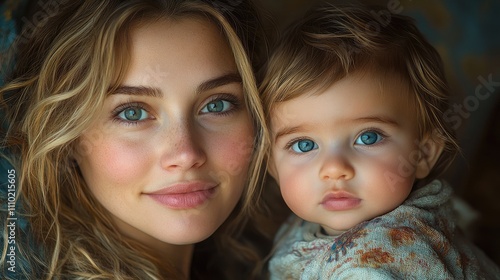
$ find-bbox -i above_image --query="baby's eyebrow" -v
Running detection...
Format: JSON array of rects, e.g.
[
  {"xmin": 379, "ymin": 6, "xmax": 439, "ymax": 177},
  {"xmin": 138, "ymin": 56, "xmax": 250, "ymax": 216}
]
[
  {"xmin": 274, "ymin": 126, "xmax": 304, "ymax": 142},
  {"xmin": 273, "ymin": 116, "xmax": 400, "ymax": 142},
  {"xmin": 353, "ymin": 116, "xmax": 400, "ymax": 127}
]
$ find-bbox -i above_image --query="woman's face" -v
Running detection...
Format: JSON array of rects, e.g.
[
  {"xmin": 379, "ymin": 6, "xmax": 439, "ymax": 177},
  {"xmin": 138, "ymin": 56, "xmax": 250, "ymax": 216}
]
[{"xmin": 75, "ymin": 17, "xmax": 254, "ymax": 248}]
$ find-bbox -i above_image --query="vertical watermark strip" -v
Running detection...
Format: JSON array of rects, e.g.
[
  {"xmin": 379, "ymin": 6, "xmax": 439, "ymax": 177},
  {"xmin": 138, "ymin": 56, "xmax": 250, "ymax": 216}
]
[{"xmin": 5, "ymin": 169, "xmax": 16, "ymax": 273}]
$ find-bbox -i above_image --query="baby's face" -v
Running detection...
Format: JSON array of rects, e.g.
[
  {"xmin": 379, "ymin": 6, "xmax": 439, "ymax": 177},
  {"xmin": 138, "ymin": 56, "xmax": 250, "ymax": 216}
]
[{"xmin": 269, "ymin": 73, "xmax": 427, "ymax": 236}]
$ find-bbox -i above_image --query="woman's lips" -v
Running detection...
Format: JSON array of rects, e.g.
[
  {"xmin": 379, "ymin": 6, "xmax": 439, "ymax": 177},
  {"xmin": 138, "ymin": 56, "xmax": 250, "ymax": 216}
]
[
  {"xmin": 146, "ymin": 182, "xmax": 217, "ymax": 209},
  {"xmin": 321, "ymin": 191, "xmax": 361, "ymax": 211}
]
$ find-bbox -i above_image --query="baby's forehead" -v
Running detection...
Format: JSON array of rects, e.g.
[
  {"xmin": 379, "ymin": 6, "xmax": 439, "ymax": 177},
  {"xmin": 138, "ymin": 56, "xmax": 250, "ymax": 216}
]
[
  {"xmin": 280, "ymin": 69, "xmax": 413, "ymax": 103},
  {"xmin": 270, "ymin": 72, "xmax": 417, "ymax": 122}
]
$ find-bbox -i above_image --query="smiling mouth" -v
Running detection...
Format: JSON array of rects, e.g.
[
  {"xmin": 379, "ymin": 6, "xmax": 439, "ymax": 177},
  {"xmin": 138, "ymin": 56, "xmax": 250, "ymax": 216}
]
[
  {"xmin": 146, "ymin": 182, "xmax": 218, "ymax": 209},
  {"xmin": 148, "ymin": 188, "xmax": 217, "ymax": 209}
]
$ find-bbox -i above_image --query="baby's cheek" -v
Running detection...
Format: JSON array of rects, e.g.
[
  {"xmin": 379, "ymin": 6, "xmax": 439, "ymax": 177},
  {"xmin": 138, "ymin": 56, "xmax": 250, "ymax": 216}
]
[
  {"xmin": 277, "ymin": 168, "xmax": 304, "ymax": 199},
  {"xmin": 374, "ymin": 156, "xmax": 416, "ymax": 193}
]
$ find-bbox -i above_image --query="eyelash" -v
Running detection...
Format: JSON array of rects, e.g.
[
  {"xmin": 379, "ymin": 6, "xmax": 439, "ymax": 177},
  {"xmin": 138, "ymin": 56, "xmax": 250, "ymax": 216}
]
[
  {"xmin": 284, "ymin": 137, "xmax": 312, "ymax": 151},
  {"xmin": 111, "ymin": 101, "xmax": 150, "ymax": 126},
  {"xmin": 355, "ymin": 128, "xmax": 388, "ymax": 145},
  {"xmin": 202, "ymin": 93, "xmax": 241, "ymax": 116},
  {"xmin": 282, "ymin": 128, "xmax": 389, "ymax": 150},
  {"xmin": 110, "ymin": 94, "xmax": 241, "ymax": 126}
]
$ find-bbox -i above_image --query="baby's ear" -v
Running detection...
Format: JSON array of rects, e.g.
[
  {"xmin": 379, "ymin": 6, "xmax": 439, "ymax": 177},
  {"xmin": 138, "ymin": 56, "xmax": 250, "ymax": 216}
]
[{"xmin": 415, "ymin": 132, "xmax": 445, "ymax": 179}]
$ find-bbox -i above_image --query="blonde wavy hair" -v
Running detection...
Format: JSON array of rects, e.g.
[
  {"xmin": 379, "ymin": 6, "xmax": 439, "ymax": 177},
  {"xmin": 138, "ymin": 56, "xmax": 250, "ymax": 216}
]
[
  {"xmin": 1, "ymin": 0, "xmax": 270, "ymax": 279},
  {"xmin": 260, "ymin": 3, "xmax": 460, "ymax": 184}
]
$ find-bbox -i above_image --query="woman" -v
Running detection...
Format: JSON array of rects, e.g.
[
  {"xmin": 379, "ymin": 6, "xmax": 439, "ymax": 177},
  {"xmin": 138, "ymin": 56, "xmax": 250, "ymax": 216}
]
[{"xmin": 0, "ymin": 0, "xmax": 276, "ymax": 278}]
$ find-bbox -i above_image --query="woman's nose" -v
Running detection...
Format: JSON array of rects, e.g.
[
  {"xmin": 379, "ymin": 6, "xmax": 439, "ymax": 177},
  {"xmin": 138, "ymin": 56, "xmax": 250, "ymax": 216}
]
[
  {"xmin": 160, "ymin": 122, "xmax": 207, "ymax": 171},
  {"xmin": 319, "ymin": 151, "xmax": 355, "ymax": 181}
]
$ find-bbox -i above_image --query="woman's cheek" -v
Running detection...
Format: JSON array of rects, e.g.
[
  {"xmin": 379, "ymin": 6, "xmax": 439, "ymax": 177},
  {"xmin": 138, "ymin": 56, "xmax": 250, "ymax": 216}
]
[
  {"xmin": 211, "ymin": 126, "xmax": 254, "ymax": 178},
  {"xmin": 101, "ymin": 141, "xmax": 151, "ymax": 184},
  {"xmin": 78, "ymin": 134, "xmax": 153, "ymax": 187}
]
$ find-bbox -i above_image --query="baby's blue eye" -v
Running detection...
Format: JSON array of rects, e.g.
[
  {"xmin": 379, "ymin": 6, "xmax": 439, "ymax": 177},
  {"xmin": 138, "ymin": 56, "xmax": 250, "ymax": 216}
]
[
  {"xmin": 291, "ymin": 139, "xmax": 318, "ymax": 153},
  {"xmin": 118, "ymin": 107, "xmax": 149, "ymax": 121},
  {"xmin": 355, "ymin": 131, "xmax": 383, "ymax": 145},
  {"xmin": 201, "ymin": 100, "xmax": 233, "ymax": 113}
]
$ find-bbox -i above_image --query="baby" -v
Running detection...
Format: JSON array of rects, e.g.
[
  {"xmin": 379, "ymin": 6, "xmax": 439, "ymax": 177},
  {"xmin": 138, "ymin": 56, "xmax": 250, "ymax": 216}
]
[{"xmin": 260, "ymin": 4, "xmax": 500, "ymax": 279}]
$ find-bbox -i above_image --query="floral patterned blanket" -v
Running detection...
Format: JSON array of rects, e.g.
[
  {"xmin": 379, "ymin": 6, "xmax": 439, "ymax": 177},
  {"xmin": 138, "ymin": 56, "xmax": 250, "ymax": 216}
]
[{"xmin": 269, "ymin": 180, "xmax": 500, "ymax": 279}]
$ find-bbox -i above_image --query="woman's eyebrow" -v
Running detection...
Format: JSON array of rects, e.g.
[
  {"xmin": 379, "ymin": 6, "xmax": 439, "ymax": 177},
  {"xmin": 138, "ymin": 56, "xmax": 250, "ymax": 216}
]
[
  {"xmin": 196, "ymin": 73, "xmax": 242, "ymax": 94},
  {"xmin": 110, "ymin": 73, "xmax": 241, "ymax": 97},
  {"xmin": 111, "ymin": 86, "xmax": 162, "ymax": 97}
]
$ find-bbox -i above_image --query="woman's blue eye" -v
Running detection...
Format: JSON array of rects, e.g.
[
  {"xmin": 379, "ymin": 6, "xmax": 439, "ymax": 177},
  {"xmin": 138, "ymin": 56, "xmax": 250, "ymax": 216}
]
[
  {"xmin": 117, "ymin": 107, "xmax": 149, "ymax": 121},
  {"xmin": 291, "ymin": 139, "xmax": 318, "ymax": 153},
  {"xmin": 355, "ymin": 131, "xmax": 383, "ymax": 145},
  {"xmin": 201, "ymin": 99, "xmax": 233, "ymax": 113}
]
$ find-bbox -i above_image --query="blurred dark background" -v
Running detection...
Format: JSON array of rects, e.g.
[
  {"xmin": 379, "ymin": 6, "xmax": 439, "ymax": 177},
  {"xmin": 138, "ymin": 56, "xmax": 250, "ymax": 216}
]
[
  {"xmin": 257, "ymin": 0, "xmax": 500, "ymax": 266},
  {"xmin": 2, "ymin": 0, "xmax": 500, "ymax": 266}
]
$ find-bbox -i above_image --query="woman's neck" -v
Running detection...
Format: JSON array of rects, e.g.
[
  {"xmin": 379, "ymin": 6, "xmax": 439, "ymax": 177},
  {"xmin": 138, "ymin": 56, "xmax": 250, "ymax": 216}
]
[
  {"xmin": 113, "ymin": 218, "xmax": 194, "ymax": 278},
  {"xmin": 155, "ymin": 243, "xmax": 194, "ymax": 279}
]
